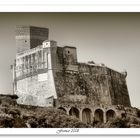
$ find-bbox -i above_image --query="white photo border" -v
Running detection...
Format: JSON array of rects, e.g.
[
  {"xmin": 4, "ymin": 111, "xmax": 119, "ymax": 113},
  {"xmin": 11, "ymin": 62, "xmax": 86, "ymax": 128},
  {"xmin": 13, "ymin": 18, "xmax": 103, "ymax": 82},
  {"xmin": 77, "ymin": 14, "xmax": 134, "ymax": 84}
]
[{"xmin": 0, "ymin": 0, "xmax": 140, "ymax": 135}]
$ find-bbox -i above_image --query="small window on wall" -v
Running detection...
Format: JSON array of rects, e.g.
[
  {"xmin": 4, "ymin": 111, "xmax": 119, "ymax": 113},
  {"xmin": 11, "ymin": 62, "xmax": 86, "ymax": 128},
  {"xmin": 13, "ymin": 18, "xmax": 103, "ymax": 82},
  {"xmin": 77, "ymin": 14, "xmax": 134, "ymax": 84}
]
[
  {"xmin": 25, "ymin": 40, "xmax": 27, "ymax": 43},
  {"xmin": 68, "ymin": 51, "xmax": 70, "ymax": 54}
]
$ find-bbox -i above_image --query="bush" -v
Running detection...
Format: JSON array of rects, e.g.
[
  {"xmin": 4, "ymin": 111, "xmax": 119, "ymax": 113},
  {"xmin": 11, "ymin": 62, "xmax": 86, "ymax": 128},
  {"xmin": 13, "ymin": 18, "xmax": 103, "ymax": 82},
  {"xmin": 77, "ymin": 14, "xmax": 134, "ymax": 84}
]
[
  {"xmin": 137, "ymin": 110, "xmax": 140, "ymax": 118},
  {"xmin": 8, "ymin": 108, "xmax": 21, "ymax": 117},
  {"xmin": 110, "ymin": 117, "xmax": 130, "ymax": 128},
  {"xmin": 27, "ymin": 118, "xmax": 38, "ymax": 128}
]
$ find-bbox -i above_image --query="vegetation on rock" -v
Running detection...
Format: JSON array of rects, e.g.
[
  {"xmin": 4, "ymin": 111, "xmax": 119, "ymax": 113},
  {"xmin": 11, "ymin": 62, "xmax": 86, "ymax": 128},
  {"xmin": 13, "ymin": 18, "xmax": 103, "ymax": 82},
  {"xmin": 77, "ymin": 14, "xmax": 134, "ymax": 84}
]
[
  {"xmin": 0, "ymin": 95, "xmax": 90, "ymax": 128},
  {"xmin": 0, "ymin": 94, "xmax": 140, "ymax": 128}
]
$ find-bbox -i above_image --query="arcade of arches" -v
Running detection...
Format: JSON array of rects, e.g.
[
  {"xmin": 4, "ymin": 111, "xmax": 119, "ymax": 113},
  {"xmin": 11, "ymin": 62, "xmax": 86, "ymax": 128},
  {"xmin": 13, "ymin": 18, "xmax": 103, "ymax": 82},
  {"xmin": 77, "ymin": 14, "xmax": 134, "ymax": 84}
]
[{"xmin": 58, "ymin": 107, "xmax": 116, "ymax": 124}]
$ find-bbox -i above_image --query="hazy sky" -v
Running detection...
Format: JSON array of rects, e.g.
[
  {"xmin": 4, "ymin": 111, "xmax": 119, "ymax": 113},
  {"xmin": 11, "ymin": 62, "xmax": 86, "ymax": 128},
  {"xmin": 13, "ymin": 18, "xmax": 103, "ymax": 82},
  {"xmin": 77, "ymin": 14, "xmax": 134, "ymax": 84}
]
[{"xmin": 0, "ymin": 13, "xmax": 139, "ymax": 108}]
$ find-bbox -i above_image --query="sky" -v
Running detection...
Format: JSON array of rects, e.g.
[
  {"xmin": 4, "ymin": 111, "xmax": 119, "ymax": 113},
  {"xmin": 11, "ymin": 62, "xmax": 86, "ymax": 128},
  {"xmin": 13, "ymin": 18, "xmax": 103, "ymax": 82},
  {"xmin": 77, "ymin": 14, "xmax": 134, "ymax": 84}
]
[{"xmin": 0, "ymin": 13, "xmax": 139, "ymax": 108}]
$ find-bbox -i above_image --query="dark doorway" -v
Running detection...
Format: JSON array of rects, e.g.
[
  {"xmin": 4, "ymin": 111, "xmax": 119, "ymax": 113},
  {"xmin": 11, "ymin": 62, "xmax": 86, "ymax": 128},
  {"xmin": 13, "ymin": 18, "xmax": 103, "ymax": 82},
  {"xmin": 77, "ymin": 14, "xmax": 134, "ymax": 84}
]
[
  {"xmin": 94, "ymin": 109, "xmax": 104, "ymax": 122},
  {"xmin": 69, "ymin": 107, "xmax": 79, "ymax": 118},
  {"xmin": 82, "ymin": 108, "xmax": 92, "ymax": 124},
  {"xmin": 106, "ymin": 110, "xmax": 116, "ymax": 122}
]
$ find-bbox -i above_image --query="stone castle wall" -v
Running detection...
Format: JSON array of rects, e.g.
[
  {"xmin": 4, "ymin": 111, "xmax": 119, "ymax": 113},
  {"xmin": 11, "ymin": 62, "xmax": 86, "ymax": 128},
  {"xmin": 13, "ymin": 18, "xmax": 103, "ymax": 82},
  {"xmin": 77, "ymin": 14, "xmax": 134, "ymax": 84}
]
[
  {"xmin": 14, "ymin": 39, "xmax": 131, "ymax": 107},
  {"xmin": 54, "ymin": 66, "xmax": 131, "ymax": 107},
  {"xmin": 14, "ymin": 41, "xmax": 57, "ymax": 107},
  {"xmin": 107, "ymin": 68, "xmax": 131, "ymax": 106},
  {"xmin": 51, "ymin": 46, "xmax": 131, "ymax": 107}
]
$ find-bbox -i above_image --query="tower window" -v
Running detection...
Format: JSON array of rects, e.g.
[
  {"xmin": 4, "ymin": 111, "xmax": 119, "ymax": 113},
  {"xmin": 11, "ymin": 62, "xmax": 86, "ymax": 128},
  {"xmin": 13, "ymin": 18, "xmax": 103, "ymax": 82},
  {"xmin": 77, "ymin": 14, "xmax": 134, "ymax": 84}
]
[
  {"xmin": 68, "ymin": 51, "xmax": 70, "ymax": 54},
  {"xmin": 25, "ymin": 40, "xmax": 27, "ymax": 42}
]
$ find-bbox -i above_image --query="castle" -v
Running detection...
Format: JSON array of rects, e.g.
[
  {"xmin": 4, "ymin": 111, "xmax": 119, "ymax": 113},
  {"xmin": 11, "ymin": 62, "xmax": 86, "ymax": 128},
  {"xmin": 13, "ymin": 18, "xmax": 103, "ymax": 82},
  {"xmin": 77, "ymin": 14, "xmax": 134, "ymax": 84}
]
[{"xmin": 12, "ymin": 25, "xmax": 136, "ymax": 124}]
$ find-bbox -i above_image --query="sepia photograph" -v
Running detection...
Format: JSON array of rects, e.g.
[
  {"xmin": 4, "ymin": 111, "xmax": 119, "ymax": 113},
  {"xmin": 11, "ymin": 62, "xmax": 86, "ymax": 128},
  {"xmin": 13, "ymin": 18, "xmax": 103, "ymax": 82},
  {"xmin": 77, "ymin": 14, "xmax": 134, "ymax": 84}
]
[{"xmin": 0, "ymin": 12, "xmax": 139, "ymax": 132}]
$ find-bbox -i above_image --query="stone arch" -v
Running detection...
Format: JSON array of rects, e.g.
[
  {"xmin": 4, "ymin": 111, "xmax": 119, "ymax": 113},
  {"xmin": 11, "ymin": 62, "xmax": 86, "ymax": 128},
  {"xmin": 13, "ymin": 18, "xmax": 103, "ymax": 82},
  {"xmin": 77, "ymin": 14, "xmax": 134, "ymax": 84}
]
[
  {"xmin": 69, "ymin": 107, "xmax": 79, "ymax": 118},
  {"xmin": 94, "ymin": 109, "xmax": 104, "ymax": 122},
  {"xmin": 58, "ymin": 107, "xmax": 67, "ymax": 114},
  {"xmin": 106, "ymin": 109, "xmax": 116, "ymax": 122},
  {"xmin": 82, "ymin": 108, "xmax": 92, "ymax": 124}
]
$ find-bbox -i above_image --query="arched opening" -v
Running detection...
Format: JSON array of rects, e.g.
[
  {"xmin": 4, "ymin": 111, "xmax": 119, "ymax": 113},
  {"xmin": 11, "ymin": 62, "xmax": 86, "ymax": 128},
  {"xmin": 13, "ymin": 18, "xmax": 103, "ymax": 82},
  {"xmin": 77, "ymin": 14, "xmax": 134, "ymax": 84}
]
[
  {"xmin": 82, "ymin": 108, "xmax": 92, "ymax": 124},
  {"xmin": 58, "ymin": 107, "xmax": 66, "ymax": 114},
  {"xmin": 106, "ymin": 109, "xmax": 116, "ymax": 122},
  {"xmin": 94, "ymin": 109, "xmax": 104, "ymax": 123},
  {"xmin": 69, "ymin": 107, "xmax": 79, "ymax": 118}
]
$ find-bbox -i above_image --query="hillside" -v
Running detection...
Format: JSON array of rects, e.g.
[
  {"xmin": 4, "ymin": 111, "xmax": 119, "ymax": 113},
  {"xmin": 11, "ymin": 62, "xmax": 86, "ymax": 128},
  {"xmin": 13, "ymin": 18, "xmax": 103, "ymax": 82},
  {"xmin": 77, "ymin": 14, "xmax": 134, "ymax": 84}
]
[
  {"xmin": 0, "ymin": 94, "xmax": 140, "ymax": 128},
  {"xmin": 0, "ymin": 94, "xmax": 91, "ymax": 128}
]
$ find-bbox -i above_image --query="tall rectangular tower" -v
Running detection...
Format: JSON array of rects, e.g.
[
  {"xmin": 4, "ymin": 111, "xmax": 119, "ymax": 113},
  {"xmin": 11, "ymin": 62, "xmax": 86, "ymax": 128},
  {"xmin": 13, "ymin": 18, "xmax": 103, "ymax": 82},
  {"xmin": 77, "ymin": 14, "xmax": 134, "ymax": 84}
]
[
  {"xmin": 14, "ymin": 26, "xmax": 58, "ymax": 107},
  {"xmin": 16, "ymin": 25, "xmax": 49, "ymax": 53}
]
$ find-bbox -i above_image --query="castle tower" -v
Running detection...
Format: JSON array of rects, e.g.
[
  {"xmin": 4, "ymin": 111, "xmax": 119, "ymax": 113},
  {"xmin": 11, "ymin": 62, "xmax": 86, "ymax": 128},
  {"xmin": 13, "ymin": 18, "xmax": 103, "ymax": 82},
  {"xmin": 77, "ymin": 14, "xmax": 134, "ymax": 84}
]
[
  {"xmin": 16, "ymin": 25, "xmax": 49, "ymax": 53},
  {"xmin": 63, "ymin": 46, "xmax": 77, "ymax": 65},
  {"xmin": 14, "ymin": 26, "xmax": 58, "ymax": 107}
]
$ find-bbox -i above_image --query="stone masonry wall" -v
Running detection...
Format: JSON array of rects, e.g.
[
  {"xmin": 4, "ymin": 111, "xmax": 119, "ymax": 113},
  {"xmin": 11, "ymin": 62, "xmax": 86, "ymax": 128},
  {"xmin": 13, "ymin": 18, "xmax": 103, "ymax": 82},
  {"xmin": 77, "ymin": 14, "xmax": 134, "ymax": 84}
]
[
  {"xmin": 54, "ymin": 65, "xmax": 112, "ymax": 106},
  {"xmin": 15, "ymin": 41, "xmax": 57, "ymax": 107},
  {"xmin": 54, "ymin": 61, "xmax": 130, "ymax": 107},
  {"xmin": 107, "ymin": 68, "xmax": 131, "ymax": 107},
  {"xmin": 16, "ymin": 71, "xmax": 56, "ymax": 107}
]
